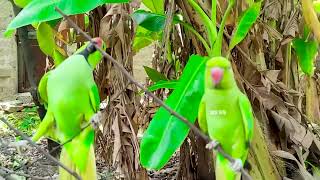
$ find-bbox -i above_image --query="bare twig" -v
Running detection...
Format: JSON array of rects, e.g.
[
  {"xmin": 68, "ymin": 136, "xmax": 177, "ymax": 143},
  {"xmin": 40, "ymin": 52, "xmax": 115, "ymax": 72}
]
[
  {"xmin": 161, "ymin": 0, "xmax": 175, "ymax": 62},
  {"xmin": 0, "ymin": 167, "xmax": 54, "ymax": 180},
  {"xmin": 0, "ymin": 117, "xmax": 81, "ymax": 180},
  {"xmin": 13, "ymin": 122, "xmax": 93, "ymax": 173},
  {"xmin": 55, "ymin": 7, "xmax": 252, "ymax": 179},
  {"xmin": 110, "ymin": 81, "xmax": 131, "ymax": 102}
]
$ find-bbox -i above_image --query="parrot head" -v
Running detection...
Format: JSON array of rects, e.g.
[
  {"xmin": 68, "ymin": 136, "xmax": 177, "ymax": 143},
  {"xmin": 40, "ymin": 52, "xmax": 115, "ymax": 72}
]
[
  {"xmin": 205, "ymin": 57, "xmax": 236, "ymax": 89},
  {"xmin": 76, "ymin": 37, "xmax": 106, "ymax": 68}
]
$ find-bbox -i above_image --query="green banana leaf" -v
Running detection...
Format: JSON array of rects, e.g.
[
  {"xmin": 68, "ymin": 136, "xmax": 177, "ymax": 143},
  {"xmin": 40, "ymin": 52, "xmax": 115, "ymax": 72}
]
[
  {"xmin": 144, "ymin": 66, "xmax": 168, "ymax": 82},
  {"xmin": 36, "ymin": 22, "xmax": 56, "ymax": 57},
  {"xmin": 142, "ymin": 0, "xmax": 164, "ymax": 14},
  {"xmin": 140, "ymin": 55, "xmax": 208, "ymax": 170},
  {"xmin": 5, "ymin": 0, "xmax": 129, "ymax": 37},
  {"xmin": 133, "ymin": 26, "xmax": 161, "ymax": 53},
  {"xmin": 148, "ymin": 80, "xmax": 178, "ymax": 92},
  {"xmin": 132, "ymin": 10, "xmax": 181, "ymax": 32},
  {"xmin": 292, "ymin": 38, "xmax": 318, "ymax": 76},
  {"xmin": 229, "ymin": 1, "xmax": 261, "ymax": 51}
]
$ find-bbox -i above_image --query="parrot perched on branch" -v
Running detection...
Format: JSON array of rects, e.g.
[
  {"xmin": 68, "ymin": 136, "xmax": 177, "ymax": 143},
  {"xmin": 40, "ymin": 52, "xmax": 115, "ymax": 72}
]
[
  {"xmin": 31, "ymin": 37, "xmax": 106, "ymax": 179},
  {"xmin": 198, "ymin": 57, "xmax": 254, "ymax": 180}
]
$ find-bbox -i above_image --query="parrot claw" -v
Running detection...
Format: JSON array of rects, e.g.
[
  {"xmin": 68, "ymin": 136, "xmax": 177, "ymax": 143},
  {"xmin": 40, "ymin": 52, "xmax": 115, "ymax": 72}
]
[
  {"xmin": 230, "ymin": 158, "xmax": 243, "ymax": 172},
  {"xmin": 205, "ymin": 140, "xmax": 220, "ymax": 150},
  {"xmin": 90, "ymin": 111, "xmax": 103, "ymax": 131}
]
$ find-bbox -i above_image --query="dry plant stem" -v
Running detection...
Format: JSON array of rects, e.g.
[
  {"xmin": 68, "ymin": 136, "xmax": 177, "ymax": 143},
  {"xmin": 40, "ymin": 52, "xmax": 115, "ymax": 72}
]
[
  {"xmin": 301, "ymin": 0, "xmax": 320, "ymax": 43},
  {"xmin": 161, "ymin": 0, "xmax": 175, "ymax": 63},
  {"xmin": 55, "ymin": 7, "xmax": 252, "ymax": 180},
  {"xmin": 0, "ymin": 117, "xmax": 81, "ymax": 180},
  {"xmin": 110, "ymin": 81, "xmax": 131, "ymax": 102},
  {"xmin": 305, "ymin": 76, "xmax": 320, "ymax": 125},
  {"xmin": 0, "ymin": 167, "xmax": 52, "ymax": 180}
]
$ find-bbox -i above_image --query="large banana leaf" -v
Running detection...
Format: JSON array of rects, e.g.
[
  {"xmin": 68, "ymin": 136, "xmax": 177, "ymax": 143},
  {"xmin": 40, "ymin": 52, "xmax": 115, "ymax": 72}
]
[
  {"xmin": 140, "ymin": 55, "xmax": 208, "ymax": 170},
  {"xmin": 36, "ymin": 22, "xmax": 56, "ymax": 57},
  {"xmin": 132, "ymin": 10, "xmax": 181, "ymax": 32},
  {"xmin": 5, "ymin": 0, "xmax": 129, "ymax": 36},
  {"xmin": 142, "ymin": 0, "xmax": 164, "ymax": 14},
  {"xmin": 292, "ymin": 38, "xmax": 318, "ymax": 76},
  {"xmin": 133, "ymin": 26, "xmax": 161, "ymax": 52}
]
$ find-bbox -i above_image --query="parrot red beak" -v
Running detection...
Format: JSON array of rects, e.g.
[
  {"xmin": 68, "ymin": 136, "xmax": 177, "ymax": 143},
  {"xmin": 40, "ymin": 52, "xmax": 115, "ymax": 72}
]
[
  {"xmin": 92, "ymin": 37, "xmax": 103, "ymax": 48},
  {"xmin": 211, "ymin": 67, "xmax": 224, "ymax": 86}
]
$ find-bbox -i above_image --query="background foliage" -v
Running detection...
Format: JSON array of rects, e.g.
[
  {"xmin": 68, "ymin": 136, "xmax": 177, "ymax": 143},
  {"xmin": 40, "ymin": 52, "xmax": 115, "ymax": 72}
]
[{"xmin": 5, "ymin": 0, "xmax": 320, "ymax": 179}]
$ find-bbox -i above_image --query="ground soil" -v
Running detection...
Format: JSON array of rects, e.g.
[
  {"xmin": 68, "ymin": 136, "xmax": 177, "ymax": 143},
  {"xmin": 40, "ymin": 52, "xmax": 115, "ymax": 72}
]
[{"xmin": 0, "ymin": 123, "xmax": 179, "ymax": 180}]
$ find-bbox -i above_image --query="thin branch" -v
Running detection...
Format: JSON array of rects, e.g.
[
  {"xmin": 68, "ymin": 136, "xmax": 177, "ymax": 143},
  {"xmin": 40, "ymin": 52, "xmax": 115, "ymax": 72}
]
[
  {"xmin": 0, "ymin": 167, "xmax": 53, "ymax": 180},
  {"xmin": 55, "ymin": 7, "xmax": 252, "ymax": 179},
  {"xmin": 14, "ymin": 122, "xmax": 93, "ymax": 173},
  {"xmin": 110, "ymin": 81, "xmax": 131, "ymax": 102},
  {"xmin": 161, "ymin": 0, "xmax": 175, "ymax": 63},
  {"xmin": 0, "ymin": 117, "xmax": 81, "ymax": 180}
]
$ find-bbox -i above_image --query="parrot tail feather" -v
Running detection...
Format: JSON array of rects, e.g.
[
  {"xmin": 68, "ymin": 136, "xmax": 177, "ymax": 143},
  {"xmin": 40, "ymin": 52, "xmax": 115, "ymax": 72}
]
[
  {"xmin": 59, "ymin": 145, "xmax": 96, "ymax": 180},
  {"xmin": 215, "ymin": 153, "xmax": 241, "ymax": 180}
]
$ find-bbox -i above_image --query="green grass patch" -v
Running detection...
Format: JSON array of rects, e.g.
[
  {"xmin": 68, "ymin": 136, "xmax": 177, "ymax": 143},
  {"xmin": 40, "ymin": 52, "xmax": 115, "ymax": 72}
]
[{"xmin": 6, "ymin": 106, "xmax": 41, "ymax": 139}]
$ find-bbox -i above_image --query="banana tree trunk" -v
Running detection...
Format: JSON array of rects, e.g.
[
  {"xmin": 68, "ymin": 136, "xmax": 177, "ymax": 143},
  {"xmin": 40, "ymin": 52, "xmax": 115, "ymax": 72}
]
[{"xmin": 92, "ymin": 4, "xmax": 148, "ymax": 180}]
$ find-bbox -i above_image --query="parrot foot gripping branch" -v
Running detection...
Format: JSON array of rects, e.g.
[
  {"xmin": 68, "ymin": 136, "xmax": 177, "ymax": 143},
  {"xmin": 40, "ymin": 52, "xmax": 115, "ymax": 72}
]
[
  {"xmin": 230, "ymin": 159, "xmax": 243, "ymax": 173},
  {"xmin": 205, "ymin": 140, "xmax": 220, "ymax": 150}
]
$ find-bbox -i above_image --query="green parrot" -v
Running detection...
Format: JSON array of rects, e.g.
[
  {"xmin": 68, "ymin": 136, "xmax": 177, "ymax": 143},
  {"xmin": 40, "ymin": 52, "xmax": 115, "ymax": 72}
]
[
  {"xmin": 31, "ymin": 37, "xmax": 106, "ymax": 180},
  {"xmin": 198, "ymin": 57, "xmax": 254, "ymax": 180}
]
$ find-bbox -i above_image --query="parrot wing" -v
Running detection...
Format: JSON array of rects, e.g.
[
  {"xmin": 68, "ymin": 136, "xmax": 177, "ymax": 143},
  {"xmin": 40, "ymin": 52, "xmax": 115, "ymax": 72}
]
[
  {"xmin": 238, "ymin": 93, "xmax": 254, "ymax": 146},
  {"xmin": 38, "ymin": 72, "xmax": 50, "ymax": 108},
  {"xmin": 89, "ymin": 84, "xmax": 100, "ymax": 113},
  {"xmin": 32, "ymin": 110, "xmax": 56, "ymax": 142},
  {"xmin": 198, "ymin": 97, "xmax": 208, "ymax": 134},
  {"xmin": 33, "ymin": 72, "xmax": 59, "ymax": 142},
  {"xmin": 66, "ymin": 71, "xmax": 100, "ymax": 172}
]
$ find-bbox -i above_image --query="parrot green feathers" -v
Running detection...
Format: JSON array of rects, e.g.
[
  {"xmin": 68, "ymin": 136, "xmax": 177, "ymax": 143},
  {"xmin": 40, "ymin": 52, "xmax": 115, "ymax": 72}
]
[
  {"xmin": 198, "ymin": 57, "xmax": 254, "ymax": 180},
  {"xmin": 38, "ymin": 72, "xmax": 50, "ymax": 108},
  {"xmin": 75, "ymin": 39, "xmax": 106, "ymax": 68},
  {"xmin": 32, "ymin": 38, "xmax": 106, "ymax": 179}
]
